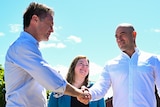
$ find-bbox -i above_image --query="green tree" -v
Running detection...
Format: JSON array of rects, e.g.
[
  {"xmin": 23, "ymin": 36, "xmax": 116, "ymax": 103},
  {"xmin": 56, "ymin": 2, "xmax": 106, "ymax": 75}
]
[{"xmin": 0, "ymin": 64, "xmax": 6, "ymax": 107}]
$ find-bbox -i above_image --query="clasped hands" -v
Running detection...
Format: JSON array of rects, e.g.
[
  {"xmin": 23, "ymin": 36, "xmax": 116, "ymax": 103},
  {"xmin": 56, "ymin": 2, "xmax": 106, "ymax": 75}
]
[{"xmin": 77, "ymin": 86, "xmax": 91, "ymax": 105}]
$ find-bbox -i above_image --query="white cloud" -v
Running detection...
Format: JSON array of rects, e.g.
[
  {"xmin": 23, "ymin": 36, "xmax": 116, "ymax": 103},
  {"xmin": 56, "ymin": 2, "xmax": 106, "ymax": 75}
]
[
  {"xmin": 90, "ymin": 62, "xmax": 103, "ymax": 76},
  {"xmin": 52, "ymin": 64, "xmax": 68, "ymax": 78},
  {"xmin": 51, "ymin": 26, "xmax": 63, "ymax": 37},
  {"xmin": 0, "ymin": 32, "xmax": 5, "ymax": 36},
  {"xmin": 67, "ymin": 35, "xmax": 82, "ymax": 43},
  {"xmin": 56, "ymin": 43, "xmax": 66, "ymax": 48},
  {"xmin": 154, "ymin": 29, "xmax": 160, "ymax": 32},
  {"xmin": 39, "ymin": 42, "xmax": 66, "ymax": 49},
  {"xmin": 49, "ymin": 35, "xmax": 60, "ymax": 41},
  {"xmin": 54, "ymin": 26, "xmax": 63, "ymax": 31},
  {"xmin": 41, "ymin": 27, "xmax": 82, "ymax": 49},
  {"xmin": 39, "ymin": 35, "xmax": 82, "ymax": 49},
  {"xmin": 9, "ymin": 24, "xmax": 22, "ymax": 33}
]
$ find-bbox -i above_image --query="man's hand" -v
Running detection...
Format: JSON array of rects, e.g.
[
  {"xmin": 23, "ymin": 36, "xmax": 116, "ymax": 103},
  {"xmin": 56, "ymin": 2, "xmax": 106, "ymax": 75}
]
[{"xmin": 77, "ymin": 86, "xmax": 91, "ymax": 105}]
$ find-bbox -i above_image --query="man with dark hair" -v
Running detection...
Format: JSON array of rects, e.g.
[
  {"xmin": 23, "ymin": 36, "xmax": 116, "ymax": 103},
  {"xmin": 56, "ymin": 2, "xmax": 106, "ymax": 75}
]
[{"xmin": 4, "ymin": 2, "xmax": 88, "ymax": 107}]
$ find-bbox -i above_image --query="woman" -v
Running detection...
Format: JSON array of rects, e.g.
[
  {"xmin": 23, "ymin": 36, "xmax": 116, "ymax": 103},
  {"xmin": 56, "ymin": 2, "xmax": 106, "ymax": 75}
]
[{"xmin": 48, "ymin": 55, "xmax": 106, "ymax": 107}]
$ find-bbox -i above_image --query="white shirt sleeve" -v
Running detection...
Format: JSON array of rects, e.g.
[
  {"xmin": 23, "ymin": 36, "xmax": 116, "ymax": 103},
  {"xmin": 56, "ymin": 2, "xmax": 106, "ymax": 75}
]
[
  {"xmin": 89, "ymin": 65, "xmax": 111, "ymax": 101},
  {"xmin": 6, "ymin": 34, "xmax": 67, "ymax": 94}
]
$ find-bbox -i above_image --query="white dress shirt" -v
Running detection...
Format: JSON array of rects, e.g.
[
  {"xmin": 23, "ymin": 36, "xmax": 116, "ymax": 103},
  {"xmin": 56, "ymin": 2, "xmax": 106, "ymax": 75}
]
[
  {"xmin": 89, "ymin": 48, "xmax": 160, "ymax": 107},
  {"xmin": 5, "ymin": 31, "xmax": 67, "ymax": 107}
]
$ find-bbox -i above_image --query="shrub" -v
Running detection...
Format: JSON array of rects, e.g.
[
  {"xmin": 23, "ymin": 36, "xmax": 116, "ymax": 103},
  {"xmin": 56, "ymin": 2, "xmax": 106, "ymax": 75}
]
[{"xmin": 0, "ymin": 64, "xmax": 6, "ymax": 107}]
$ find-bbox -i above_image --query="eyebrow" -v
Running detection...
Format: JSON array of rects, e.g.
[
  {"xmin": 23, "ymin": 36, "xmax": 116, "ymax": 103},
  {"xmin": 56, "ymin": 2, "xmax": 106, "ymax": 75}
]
[
  {"xmin": 115, "ymin": 32, "xmax": 126, "ymax": 37},
  {"xmin": 119, "ymin": 32, "xmax": 126, "ymax": 36},
  {"xmin": 78, "ymin": 60, "xmax": 83, "ymax": 62}
]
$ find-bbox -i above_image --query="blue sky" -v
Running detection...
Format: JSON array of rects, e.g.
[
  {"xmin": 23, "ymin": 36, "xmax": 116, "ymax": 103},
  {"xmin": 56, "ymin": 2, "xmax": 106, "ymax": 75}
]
[{"xmin": 0, "ymin": 0, "xmax": 160, "ymax": 92}]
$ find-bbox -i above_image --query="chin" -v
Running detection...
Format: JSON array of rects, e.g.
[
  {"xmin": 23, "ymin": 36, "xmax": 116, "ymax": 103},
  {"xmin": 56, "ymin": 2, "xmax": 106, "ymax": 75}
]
[
  {"xmin": 119, "ymin": 46, "xmax": 125, "ymax": 50},
  {"xmin": 43, "ymin": 38, "xmax": 49, "ymax": 41}
]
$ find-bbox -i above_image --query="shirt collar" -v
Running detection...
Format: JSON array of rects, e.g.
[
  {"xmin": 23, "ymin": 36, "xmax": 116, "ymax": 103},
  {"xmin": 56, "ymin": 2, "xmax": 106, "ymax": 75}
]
[
  {"xmin": 20, "ymin": 31, "xmax": 39, "ymax": 47},
  {"xmin": 121, "ymin": 47, "xmax": 140, "ymax": 58}
]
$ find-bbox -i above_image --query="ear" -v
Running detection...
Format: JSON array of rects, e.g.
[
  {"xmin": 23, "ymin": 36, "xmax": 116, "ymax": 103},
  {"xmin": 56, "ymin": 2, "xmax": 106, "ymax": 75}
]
[
  {"xmin": 132, "ymin": 31, "xmax": 136, "ymax": 38},
  {"xmin": 29, "ymin": 15, "xmax": 39, "ymax": 27},
  {"xmin": 31, "ymin": 15, "xmax": 39, "ymax": 23}
]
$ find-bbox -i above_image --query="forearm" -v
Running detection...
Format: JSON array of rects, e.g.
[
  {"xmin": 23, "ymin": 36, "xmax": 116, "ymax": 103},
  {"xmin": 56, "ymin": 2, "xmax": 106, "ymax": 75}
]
[{"xmin": 64, "ymin": 83, "xmax": 82, "ymax": 97}]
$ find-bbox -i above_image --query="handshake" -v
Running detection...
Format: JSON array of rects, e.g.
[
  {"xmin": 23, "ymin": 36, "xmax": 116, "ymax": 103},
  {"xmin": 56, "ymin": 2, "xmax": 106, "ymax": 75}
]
[{"xmin": 76, "ymin": 86, "xmax": 91, "ymax": 105}]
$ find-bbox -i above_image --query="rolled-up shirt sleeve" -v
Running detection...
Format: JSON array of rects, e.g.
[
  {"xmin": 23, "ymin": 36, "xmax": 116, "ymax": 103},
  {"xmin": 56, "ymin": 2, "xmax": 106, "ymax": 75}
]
[
  {"xmin": 6, "ymin": 32, "xmax": 67, "ymax": 94},
  {"xmin": 89, "ymin": 65, "xmax": 111, "ymax": 101}
]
